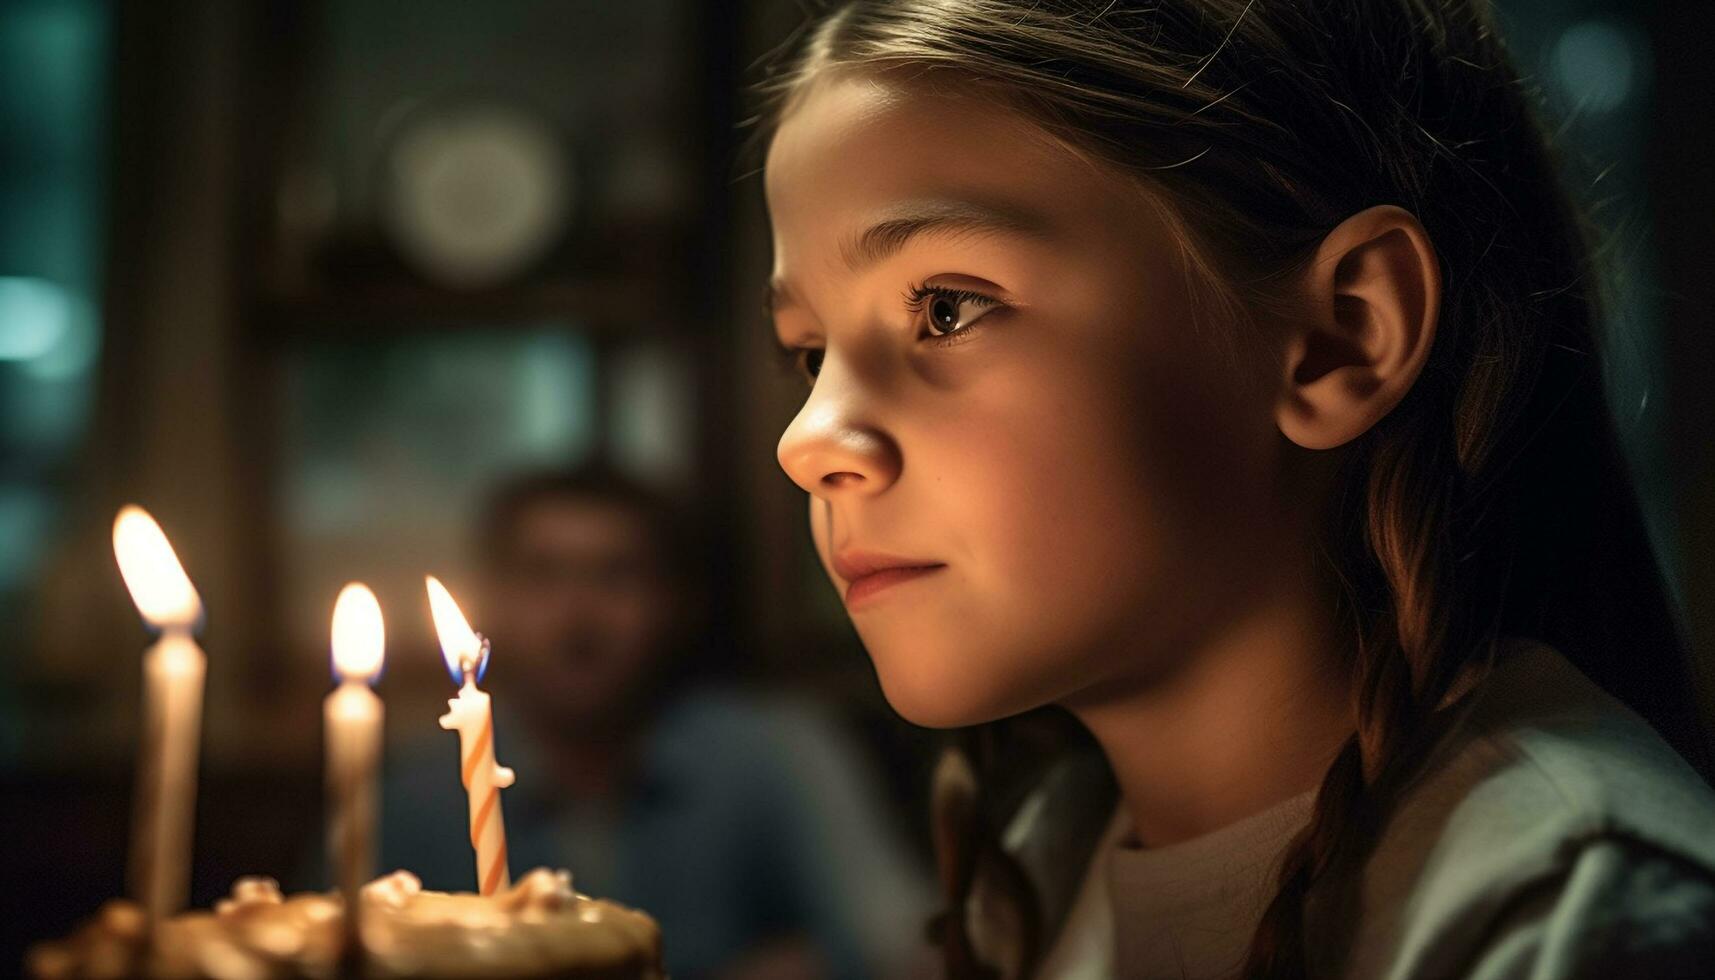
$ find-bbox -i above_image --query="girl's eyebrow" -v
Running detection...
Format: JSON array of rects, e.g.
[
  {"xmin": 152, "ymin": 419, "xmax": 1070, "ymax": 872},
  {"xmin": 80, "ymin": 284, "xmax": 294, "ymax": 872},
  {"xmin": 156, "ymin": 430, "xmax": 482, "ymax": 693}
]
[
  {"xmin": 766, "ymin": 198, "xmax": 1054, "ymax": 317},
  {"xmin": 841, "ymin": 198, "xmax": 1055, "ymax": 271}
]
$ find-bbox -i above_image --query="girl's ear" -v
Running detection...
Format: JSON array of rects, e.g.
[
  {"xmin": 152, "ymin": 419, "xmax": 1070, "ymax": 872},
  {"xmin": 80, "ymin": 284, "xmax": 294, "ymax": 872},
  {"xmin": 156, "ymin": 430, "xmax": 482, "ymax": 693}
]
[{"xmin": 1275, "ymin": 204, "xmax": 1442, "ymax": 451}]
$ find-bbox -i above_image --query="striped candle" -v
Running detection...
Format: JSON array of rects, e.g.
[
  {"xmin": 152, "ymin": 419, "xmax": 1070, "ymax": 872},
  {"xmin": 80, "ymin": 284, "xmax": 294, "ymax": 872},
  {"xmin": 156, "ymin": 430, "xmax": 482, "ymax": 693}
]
[
  {"xmin": 426, "ymin": 576, "xmax": 514, "ymax": 896},
  {"xmin": 439, "ymin": 671, "xmax": 514, "ymax": 895}
]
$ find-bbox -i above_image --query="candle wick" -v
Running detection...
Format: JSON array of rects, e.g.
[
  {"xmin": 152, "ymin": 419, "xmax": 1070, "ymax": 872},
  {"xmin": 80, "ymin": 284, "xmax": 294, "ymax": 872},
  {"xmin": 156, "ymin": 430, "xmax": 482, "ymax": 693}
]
[{"xmin": 468, "ymin": 635, "xmax": 492, "ymax": 685}]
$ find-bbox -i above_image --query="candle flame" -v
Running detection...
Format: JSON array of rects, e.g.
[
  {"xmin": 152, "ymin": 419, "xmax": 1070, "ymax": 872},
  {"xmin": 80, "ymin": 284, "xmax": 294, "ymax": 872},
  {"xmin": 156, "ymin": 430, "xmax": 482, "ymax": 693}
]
[
  {"xmin": 112, "ymin": 505, "xmax": 203, "ymax": 630},
  {"xmin": 331, "ymin": 582, "xmax": 385, "ymax": 683},
  {"xmin": 426, "ymin": 575, "xmax": 488, "ymax": 684}
]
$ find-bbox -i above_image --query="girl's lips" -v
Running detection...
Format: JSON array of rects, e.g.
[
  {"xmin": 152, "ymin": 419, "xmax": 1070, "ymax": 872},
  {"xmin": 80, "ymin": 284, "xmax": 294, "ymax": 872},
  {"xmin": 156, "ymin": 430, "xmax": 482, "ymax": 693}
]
[{"xmin": 832, "ymin": 550, "xmax": 947, "ymax": 608}]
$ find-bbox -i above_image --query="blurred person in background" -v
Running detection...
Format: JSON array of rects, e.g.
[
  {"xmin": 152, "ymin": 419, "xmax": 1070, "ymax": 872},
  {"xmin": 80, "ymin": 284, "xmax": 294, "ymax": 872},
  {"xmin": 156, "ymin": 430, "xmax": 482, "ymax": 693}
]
[{"xmin": 362, "ymin": 463, "xmax": 934, "ymax": 979}]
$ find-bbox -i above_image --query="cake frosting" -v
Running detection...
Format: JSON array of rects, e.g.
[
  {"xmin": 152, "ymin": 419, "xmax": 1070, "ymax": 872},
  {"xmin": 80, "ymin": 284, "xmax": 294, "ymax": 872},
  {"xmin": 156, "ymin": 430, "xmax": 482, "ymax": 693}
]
[{"xmin": 28, "ymin": 868, "xmax": 663, "ymax": 979}]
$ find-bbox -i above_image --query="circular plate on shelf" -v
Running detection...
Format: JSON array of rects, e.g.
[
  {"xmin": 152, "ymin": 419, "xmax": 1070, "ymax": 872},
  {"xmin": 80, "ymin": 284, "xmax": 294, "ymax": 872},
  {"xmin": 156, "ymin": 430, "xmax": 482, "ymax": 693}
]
[{"xmin": 377, "ymin": 98, "xmax": 574, "ymax": 290}]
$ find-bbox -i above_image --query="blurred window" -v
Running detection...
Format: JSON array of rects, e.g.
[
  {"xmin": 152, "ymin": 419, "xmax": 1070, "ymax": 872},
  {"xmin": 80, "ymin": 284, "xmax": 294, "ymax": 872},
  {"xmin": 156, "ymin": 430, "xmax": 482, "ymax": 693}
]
[
  {"xmin": 0, "ymin": 2, "xmax": 109, "ymax": 626},
  {"xmin": 279, "ymin": 325, "xmax": 601, "ymax": 652}
]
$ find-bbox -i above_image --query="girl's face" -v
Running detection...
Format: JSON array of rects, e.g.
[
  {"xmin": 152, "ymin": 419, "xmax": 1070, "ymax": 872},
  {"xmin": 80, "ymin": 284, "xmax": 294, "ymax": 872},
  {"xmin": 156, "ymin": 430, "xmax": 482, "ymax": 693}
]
[{"xmin": 767, "ymin": 73, "xmax": 1303, "ymax": 728}]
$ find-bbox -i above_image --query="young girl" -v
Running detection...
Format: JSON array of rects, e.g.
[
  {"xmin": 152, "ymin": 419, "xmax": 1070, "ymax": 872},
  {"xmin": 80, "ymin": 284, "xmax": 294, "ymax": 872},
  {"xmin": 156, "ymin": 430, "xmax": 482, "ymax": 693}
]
[{"xmin": 757, "ymin": 1, "xmax": 1715, "ymax": 977}]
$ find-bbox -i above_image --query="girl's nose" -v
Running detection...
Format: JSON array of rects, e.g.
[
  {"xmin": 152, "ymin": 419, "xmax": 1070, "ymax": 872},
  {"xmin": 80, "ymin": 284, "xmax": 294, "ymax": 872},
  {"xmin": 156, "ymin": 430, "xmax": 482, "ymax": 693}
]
[{"xmin": 776, "ymin": 372, "xmax": 901, "ymax": 498}]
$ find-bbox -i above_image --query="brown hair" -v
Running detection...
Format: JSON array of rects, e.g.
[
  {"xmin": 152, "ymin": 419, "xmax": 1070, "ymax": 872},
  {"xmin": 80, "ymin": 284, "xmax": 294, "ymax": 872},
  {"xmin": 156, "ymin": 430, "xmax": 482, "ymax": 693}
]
[{"xmin": 752, "ymin": 1, "xmax": 1712, "ymax": 976}]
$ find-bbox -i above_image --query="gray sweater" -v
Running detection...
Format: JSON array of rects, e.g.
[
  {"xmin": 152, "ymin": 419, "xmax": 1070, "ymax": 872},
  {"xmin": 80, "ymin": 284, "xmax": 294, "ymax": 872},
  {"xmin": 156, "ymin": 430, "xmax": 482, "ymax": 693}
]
[{"xmin": 1033, "ymin": 636, "xmax": 1715, "ymax": 979}]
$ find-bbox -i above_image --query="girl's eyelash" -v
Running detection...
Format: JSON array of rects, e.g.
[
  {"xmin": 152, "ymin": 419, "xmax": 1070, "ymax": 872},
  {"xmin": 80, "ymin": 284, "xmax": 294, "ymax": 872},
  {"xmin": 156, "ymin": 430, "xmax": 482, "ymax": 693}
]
[{"xmin": 902, "ymin": 283, "xmax": 1000, "ymax": 317}]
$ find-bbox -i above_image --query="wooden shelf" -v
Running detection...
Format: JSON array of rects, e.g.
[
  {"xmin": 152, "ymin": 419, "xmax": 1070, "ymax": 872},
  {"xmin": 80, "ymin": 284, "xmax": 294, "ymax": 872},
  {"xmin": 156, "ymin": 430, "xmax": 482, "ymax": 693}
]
[{"xmin": 251, "ymin": 273, "xmax": 684, "ymax": 337}]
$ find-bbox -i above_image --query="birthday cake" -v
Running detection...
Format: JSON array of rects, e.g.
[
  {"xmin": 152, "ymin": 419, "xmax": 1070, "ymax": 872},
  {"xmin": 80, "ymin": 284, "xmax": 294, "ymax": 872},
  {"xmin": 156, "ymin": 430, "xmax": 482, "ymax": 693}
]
[{"xmin": 26, "ymin": 867, "xmax": 664, "ymax": 979}]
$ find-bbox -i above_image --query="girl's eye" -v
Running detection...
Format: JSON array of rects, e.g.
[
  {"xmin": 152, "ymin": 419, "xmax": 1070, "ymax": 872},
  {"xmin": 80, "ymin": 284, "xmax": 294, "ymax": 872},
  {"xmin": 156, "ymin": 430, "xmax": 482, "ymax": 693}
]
[
  {"xmin": 774, "ymin": 285, "xmax": 1000, "ymax": 387},
  {"xmin": 798, "ymin": 348, "xmax": 825, "ymax": 380},
  {"xmin": 775, "ymin": 343, "xmax": 824, "ymax": 384},
  {"xmin": 910, "ymin": 285, "xmax": 1000, "ymax": 339}
]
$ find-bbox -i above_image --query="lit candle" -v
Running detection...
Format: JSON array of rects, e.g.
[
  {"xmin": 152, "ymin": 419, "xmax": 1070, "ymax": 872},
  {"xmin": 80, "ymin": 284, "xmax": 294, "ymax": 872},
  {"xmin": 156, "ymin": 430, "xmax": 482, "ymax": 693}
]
[
  {"xmin": 326, "ymin": 583, "xmax": 384, "ymax": 944},
  {"xmin": 425, "ymin": 575, "xmax": 514, "ymax": 895},
  {"xmin": 111, "ymin": 505, "xmax": 206, "ymax": 929}
]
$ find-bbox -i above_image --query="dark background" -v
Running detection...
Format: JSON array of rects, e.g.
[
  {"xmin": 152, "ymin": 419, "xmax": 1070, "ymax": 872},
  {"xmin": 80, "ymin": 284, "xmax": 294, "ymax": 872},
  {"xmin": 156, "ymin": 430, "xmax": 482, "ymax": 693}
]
[{"xmin": 1, "ymin": 0, "xmax": 1710, "ymax": 969}]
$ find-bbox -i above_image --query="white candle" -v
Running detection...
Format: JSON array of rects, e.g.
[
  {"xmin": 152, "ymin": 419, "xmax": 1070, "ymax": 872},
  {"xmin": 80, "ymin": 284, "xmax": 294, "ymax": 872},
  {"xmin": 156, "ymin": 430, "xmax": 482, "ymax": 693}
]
[
  {"xmin": 112, "ymin": 506, "xmax": 207, "ymax": 929},
  {"xmin": 425, "ymin": 575, "xmax": 515, "ymax": 896},
  {"xmin": 326, "ymin": 583, "xmax": 384, "ymax": 943}
]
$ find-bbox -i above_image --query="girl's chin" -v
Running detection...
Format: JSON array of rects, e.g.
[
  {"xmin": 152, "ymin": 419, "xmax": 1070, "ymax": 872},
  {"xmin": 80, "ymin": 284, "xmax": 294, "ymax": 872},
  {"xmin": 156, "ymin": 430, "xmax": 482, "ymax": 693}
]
[
  {"xmin": 888, "ymin": 697, "xmax": 1001, "ymax": 730},
  {"xmin": 871, "ymin": 656, "xmax": 1046, "ymax": 730}
]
